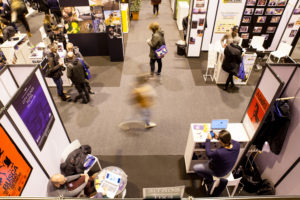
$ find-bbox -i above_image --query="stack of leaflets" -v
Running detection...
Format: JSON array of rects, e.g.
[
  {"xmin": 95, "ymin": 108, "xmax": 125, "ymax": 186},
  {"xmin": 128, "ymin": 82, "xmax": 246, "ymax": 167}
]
[{"xmin": 98, "ymin": 171, "xmax": 121, "ymax": 198}]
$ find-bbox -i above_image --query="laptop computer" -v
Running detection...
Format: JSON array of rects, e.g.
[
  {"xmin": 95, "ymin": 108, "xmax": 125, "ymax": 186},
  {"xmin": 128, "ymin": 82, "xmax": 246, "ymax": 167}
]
[{"xmin": 211, "ymin": 119, "xmax": 228, "ymax": 130}]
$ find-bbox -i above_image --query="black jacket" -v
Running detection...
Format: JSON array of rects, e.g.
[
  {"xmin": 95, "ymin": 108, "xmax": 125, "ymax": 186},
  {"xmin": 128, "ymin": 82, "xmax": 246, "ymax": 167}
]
[
  {"xmin": 0, "ymin": 2, "xmax": 11, "ymax": 21},
  {"xmin": 222, "ymin": 43, "xmax": 243, "ymax": 75},
  {"xmin": 60, "ymin": 145, "xmax": 92, "ymax": 176},
  {"xmin": 47, "ymin": 52, "xmax": 64, "ymax": 79},
  {"xmin": 253, "ymin": 101, "xmax": 291, "ymax": 154},
  {"xmin": 66, "ymin": 57, "xmax": 86, "ymax": 84}
]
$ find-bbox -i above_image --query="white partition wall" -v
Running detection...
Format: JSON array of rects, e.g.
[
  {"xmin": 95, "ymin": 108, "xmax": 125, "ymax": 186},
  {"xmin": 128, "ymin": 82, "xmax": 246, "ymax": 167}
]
[
  {"xmin": 5, "ymin": 68, "xmax": 70, "ymax": 176},
  {"xmin": 0, "ymin": 114, "xmax": 48, "ymax": 196},
  {"xmin": 9, "ymin": 65, "xmax": 36, "ymax": 87}
]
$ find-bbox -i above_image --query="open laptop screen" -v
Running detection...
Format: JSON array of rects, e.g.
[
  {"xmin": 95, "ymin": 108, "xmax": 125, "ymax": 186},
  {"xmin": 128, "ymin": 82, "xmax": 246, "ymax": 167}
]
[{"xmin": 211, "ymin": 119, "xmax": 228, "ymax": 129}]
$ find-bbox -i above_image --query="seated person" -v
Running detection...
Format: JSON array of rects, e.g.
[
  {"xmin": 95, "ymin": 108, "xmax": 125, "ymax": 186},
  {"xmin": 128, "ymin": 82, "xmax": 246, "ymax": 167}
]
[
  {"xmin": 193, "ymin": 130, "xmax": 240, "ymax": 185},
  {"xmin": 48, "ymin": 173, "xmax": 89, "ymax": 197}
]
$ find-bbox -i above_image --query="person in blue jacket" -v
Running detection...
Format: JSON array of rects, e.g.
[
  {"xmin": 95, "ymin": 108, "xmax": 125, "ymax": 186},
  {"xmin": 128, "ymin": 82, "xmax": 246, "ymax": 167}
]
[{"xmin": 193, "ymin": 130, "xmax": 240, "ymax": 184}]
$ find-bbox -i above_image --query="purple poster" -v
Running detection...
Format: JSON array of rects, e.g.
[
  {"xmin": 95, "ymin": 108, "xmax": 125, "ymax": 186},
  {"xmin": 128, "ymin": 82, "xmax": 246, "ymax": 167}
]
[{"xmin": 12, "ymin": 74, "xmax": 54, "ymax": 150}]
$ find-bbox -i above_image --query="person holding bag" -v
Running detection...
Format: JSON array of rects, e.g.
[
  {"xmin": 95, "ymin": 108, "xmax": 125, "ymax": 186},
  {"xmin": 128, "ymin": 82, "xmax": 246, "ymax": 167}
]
[{"xmin": 147, "ymin": 22, "xmax": 166, "ymax": 77}]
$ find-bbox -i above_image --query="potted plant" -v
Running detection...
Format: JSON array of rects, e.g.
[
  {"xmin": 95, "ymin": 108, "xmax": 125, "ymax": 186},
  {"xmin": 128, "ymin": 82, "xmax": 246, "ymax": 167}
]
[{"xmin": 130, "ymin": 0, "xmax": 141, "ymax": 20}]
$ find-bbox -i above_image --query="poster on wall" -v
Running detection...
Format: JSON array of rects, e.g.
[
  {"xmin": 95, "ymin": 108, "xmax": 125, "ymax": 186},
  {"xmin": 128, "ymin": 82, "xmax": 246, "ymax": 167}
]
[
  {"xmin": 90, "ymin": 6, "xmax": 106, "ymax": 32},
  {"xmin": 12, "ymin": 74, "xmax": 55, "ymax": 151},
  {"xmin": 215, "ymin": 12, "xmax": 239, "ymax": 33},
  {"xmin": 247, "ymin": 88, "xmax": 269, "ymax": 129},
  {"xmin": 0, "ymin": 125, "xmax": 32, "ymax": 196}
]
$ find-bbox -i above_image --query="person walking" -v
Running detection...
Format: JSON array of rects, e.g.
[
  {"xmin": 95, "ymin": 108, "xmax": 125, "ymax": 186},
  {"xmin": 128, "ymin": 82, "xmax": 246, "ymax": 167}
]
[
  {"xmin": 10, "ymin": 0, "xmax": 31, "ymax": 37},
  {"xmin": 147, "ymin": 22, "xmax": 165, "ymax": 77},
  {"xmin": 222, "ymin": 37, "xmax": 243, "ymax": 91},
  {"xmin": 66, "ymin": 51, "xmax": 90, "ymax": 104},
  {"xmin": 151, "ymin": 0, "xmax": 161, "ymax": 16},
  {"xmin": 47, "ymin": 43, "xmax": 70, "ymax": 101}
]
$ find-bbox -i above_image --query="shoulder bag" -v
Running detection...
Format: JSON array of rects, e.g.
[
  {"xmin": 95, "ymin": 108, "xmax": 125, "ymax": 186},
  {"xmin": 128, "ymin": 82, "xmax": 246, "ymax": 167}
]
[{"xmin": 78, "ymin": 58, "xmax": 91, "ymax": 80}]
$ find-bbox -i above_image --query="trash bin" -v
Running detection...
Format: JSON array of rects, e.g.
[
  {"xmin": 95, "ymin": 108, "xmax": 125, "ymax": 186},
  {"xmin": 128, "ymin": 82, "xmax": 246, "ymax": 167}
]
[{"xmin": 176, "ymin": 40, "xmax": 186, "ymax": 56}]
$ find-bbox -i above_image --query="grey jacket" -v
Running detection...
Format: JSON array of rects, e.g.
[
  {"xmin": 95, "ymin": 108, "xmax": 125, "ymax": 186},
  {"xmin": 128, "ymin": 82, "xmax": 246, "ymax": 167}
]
[
  {"xmin": 66, "ymin": 57, "xmax": 87, "ymax": 84},
  {"xmin": 148, "ymin": 29, "xmax": 165, "ymax": 59},
  {"xmin": 47, "ymin": 174, "xmax": 87, "ymax": 197}
]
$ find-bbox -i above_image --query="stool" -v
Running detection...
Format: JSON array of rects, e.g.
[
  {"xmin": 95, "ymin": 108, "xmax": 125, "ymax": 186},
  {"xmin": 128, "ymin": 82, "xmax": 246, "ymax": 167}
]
[{"xmin": 202, "ymin": 172, "xmax": 242, "ymax": 197}]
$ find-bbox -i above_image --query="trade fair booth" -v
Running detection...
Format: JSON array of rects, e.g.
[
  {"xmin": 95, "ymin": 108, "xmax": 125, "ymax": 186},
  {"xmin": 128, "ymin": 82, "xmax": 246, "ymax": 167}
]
[{"xmin": 0, "ymin": 64, "xmax": 71, "ymax": 196}]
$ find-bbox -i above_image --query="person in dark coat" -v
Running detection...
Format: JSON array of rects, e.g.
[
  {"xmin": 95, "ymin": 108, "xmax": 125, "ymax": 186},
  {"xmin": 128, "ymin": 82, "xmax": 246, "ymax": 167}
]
[
  {"xmin": 66, "ymin": 51, "xmax": 90, "ymax": 104},
  {"xmin": 222, "ymin": 37, "xmax": 243, "ymax": 90},
  {"xmin": 47, "ymin": 43, "xmax": 70, "ymax": 101},
  {"xmin": 0, "ymin": 20, "xmax": 16, "ymax": 41},
  {"xmin": 182, "ymin": 15, "xmax": 188, "ymax": 40},
  {"xmin": 0, "ymin": 0, "xmax": 11, "ymax": 21},
  {"xmin": 151, "ymin": 0, "xmax": 161, "ymax": 16},
  {"xmin": 49, "ymin": 25, "xmax": 67, "ymax": 49},
  {"xmin": 47, "ymin": 0, "xmax": 62, "ymax": 23},
  {"xmin": 147, "ymin": 21, "xmax": 165, "ymax": 76}
]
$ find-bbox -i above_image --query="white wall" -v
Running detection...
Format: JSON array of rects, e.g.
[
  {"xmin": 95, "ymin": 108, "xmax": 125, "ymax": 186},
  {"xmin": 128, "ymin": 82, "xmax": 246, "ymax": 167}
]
[
  {"xmin": 6, "ymin": 69, "xmax": 70, "ymax": 177},
  {"xmin": 0, "ymin": 115, "xmax": 49, "ymax": 197},
  {"xmin": 255, "ymin": 68, "xmax": 300, "ymax": 195}
]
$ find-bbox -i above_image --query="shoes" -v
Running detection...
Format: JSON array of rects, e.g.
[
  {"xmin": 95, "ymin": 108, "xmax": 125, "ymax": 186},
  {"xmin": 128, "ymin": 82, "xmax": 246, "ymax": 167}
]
[
  {"xmin": 61, "ymin": 95, "xmax": 71, "ymax": 101},
  {"xmin": 89, "ymin": 90, "xmax": 95, "ymax": 94},
  {"xmin": 145, "ymin": 122, "xmax": 157, "ymax": 129},
  {"xmin": 153, "ymin": 14, "xmax": 156, "ymax": 17},
  {"xmin": 82, "ymin": 101, "xmax": 88, "ymax": 104},
  {"xmin": 156, "ymin": 72, "xmax": 161, "ymax": 76},
  {"xmin": 223, "ymin": 86, "xmax": 228, "ymax": 91}
]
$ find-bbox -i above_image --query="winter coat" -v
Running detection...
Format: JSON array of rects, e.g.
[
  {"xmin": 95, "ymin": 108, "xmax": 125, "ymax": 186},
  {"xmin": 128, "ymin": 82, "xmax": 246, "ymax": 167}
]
[
  {"xmin": 222, "ymin": 43, "xmax": 243, "ymax": 75},
  {"xmin": 47, "ymin": 52, "xmax": 64, "ymax": 79},
  {"xmin": 148, "ymin": 29, "xmax": 165, "ymax": 59},
  {"xmin": 151, "ymin": 0, "xmax": 161, "ymax": 5},
  {"xmin": 66, "ymin": 57, "xmax": 87, "ymax": 84},
  {"xmin": 60, "ymin": 145, "xmax": 92, "ymax": 176}
]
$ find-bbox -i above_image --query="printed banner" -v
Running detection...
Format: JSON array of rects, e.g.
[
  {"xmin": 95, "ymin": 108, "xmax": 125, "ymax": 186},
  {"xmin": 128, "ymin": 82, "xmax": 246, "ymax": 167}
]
[
  {"xmin": 247, "ymin": 88, "xmax": 270, "ymax": 129},
  {"xmin": 0, "ymin": 125, "xmax": 32, "ymax": 196}
]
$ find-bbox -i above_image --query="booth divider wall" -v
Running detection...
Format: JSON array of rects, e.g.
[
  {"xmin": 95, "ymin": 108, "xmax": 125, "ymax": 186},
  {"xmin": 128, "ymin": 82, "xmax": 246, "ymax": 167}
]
[
  {"xmin": 254, "ymin": 65, "xmax": 300, "ymax": 195},
  {"xmin": 0, "ymin": 65, "xmax": 71, "ymax": 178}
]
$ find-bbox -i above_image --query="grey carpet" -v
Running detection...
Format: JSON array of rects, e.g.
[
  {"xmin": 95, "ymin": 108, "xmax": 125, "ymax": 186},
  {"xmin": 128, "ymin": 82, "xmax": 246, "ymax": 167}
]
[{"xmin": 49, "ymin": 0, "xmax": 258, "ymax": 156}]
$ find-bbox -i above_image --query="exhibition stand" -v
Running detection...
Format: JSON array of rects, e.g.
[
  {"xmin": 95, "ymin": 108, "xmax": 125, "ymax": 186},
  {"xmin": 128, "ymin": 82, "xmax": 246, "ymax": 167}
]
[
  {"xmin": 183, "ymin": 0, "xmax": 299, "ymax": 57},
  {"xmin": 0, "ymin": 64, "xmax": 71, "ymax": 196},
  {"xmin": 59, "ymin": 0, "xmax": 124, "ymax": 61},
  {"xmin": 184, "ymin": 65, "xmax": 284, "ymax": 175}
]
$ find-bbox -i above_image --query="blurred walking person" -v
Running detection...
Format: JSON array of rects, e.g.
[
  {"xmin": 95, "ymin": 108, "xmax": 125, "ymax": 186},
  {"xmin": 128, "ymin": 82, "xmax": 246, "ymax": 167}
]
[
  {"xmin": 11, "ymin": 0, "xmax": 31, "ymax": 36},
  {"xmin": 151, "ymin": 0, "xmax": 161, "ymax": 16}
]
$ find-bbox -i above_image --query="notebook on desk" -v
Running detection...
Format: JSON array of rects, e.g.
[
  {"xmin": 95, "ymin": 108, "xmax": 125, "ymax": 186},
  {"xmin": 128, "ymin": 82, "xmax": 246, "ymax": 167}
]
[{"xmin": 211, "ymin": 119, "xmax": 228, "ymax": 130}]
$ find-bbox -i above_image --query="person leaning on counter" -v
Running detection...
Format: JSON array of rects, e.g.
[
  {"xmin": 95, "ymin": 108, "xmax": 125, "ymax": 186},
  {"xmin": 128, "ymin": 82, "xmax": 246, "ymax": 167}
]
[
  {"xmin": 193, "ymin": 130, "xmax": 240, "ymax": 185},
  {"xmin": 220, "ymin": 26, "xmax": 241, "ymax": 48}
]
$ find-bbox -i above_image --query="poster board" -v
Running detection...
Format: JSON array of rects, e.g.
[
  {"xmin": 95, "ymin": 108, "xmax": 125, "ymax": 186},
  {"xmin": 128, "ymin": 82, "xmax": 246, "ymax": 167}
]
[
  {"xmin": 0, "ymin": 124, "xmax": 32, "ymax": 196},
  {"xmin": 0, "ymin": 114, "xmax": 48, "ymax": 196},
  {"xmin": 6, "ymin": 68, "xmax": 70, "ymax": 176},
  {"xmin": 242, "ymin": 66, "xmax": 283, "ymax": 139}
]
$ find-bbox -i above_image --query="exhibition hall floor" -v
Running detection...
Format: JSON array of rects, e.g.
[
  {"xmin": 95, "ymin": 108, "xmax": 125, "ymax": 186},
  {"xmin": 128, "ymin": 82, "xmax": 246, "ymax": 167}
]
[{"xmin": 25, "ymin": 0, "xmax": 261, "ymax": 197}]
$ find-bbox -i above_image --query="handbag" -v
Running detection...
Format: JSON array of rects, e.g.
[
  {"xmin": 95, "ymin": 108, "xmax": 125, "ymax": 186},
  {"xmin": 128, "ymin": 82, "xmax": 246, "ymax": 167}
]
[
  {"xmin": 237, "ymin": 59, "xmax": 247, "ymax": 81},
  {"xmin": 154, "ymin": 45, "xmax": 168, "ymax": 58},
  {"xmin": 78, "ymin": 58, "xmax": 91, "ymax": 80}
]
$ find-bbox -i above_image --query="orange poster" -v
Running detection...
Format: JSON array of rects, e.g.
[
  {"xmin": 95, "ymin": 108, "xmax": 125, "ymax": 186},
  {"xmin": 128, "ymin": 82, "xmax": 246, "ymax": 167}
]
[
  {"xmin": 0, "ymin": 125, "xmax": 32, "ymax": 196},
  {"xmin": 247, "ymin": 88, "xmax": 270, "ymax": 130}
]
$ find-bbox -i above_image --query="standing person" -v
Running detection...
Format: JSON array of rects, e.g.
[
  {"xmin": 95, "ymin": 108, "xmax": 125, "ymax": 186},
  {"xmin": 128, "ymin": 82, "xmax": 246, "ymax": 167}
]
[
  {"xmin": 132, "ymin": 74, "xmax": 157, "ymax": 128},
  {"xmin": 65, "ymin": 42, "xmax": 94, "ymax": 94},
  {"xmin": 49, "ymin": 25, "xmax": 67, "ymax": 49},
  {"xmin": 220, "ymin": 25, "xmax": 240, "ymax": 48},
  {"xmin": 11, "ymin": 0, "xmax": 31, "ymax": 37},
  {"xmin": 193, "ymin": 130, "xmax": 240, "ymax": 187},
  {"xmin": 151, "ymin": 0, "xmax": 161, "ymax": 16},
  {"xmin": 66, "ymin": 51, "xmax": 90, "ymax": 104},
  {"xmin": 222, "ymin": 37, "xmax": 243, "ymax": 90},
  {"xmin": 47, "ymin": 43, "xmax": 70, "ymax": 101},
  {"xmin": 147, "ymin": 22, "xmax": 165, "ymax": 77}
]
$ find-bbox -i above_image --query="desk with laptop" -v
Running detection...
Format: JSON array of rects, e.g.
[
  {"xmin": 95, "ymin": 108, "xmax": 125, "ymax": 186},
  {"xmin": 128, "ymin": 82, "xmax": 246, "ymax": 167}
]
[
  {"xmin": 184, "ymin": 120, "xmax": 250, "ymax": 173},
  {"xmin": 94, "ymin": 166, "xmax": 127, "ymax": 198}
]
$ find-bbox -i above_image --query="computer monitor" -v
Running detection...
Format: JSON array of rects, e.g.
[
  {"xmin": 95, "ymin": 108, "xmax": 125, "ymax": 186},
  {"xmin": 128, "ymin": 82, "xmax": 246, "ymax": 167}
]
[{"xmin": 211, "ymin": 119, "xmax": 228, "ymax": 129}]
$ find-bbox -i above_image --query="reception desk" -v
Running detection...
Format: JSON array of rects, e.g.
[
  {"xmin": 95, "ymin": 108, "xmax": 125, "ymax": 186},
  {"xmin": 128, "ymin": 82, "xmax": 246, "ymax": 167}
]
[{"xmin": 184, "ymin": 123, "xmax": 250, "ymax": 173}]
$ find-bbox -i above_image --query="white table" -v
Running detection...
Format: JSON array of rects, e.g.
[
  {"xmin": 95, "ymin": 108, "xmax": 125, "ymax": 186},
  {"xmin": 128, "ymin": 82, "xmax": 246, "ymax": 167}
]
[{"xmin": 184, "ymin": 123, "xmax": 250, "ymax": 173}]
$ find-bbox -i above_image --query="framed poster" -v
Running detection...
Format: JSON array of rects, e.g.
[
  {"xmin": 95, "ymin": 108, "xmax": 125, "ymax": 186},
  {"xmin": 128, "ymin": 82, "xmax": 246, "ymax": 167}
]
[
  {"xmin": 0, "ymin": 125, "xmax": 32, "ymax": 196},
  {"xmin": 12, "ymin": 74, "xmax": 55, "ymax": 150}
]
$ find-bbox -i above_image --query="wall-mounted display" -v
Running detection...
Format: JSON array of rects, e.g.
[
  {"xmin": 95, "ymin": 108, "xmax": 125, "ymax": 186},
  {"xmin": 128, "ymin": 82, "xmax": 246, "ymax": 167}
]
[
  {"xmin": 191, "ymin": 21, "xmax": 198, "ymax": 28},
  {"xmin": 254, "ymin": 8, "xmax": 264, "ymax": 15},
  {"xmin": 288, "ymin": 22, "xmax": 294, "ymax": 28},
  {"xmin": 261, "ymin": 34, "xmax": 269, "ymax": 40},
  {"xmin": 253, "ymin": 26, "xmax": 262, "ymax": 33},
  {"xmin": 241, "ymin": 33, "xmax": 249, "ymax": 39},
  {"xmin": 75, "ymin": 6, "xmax": 92, "ymax": 20},
  {"xmin": 268, "ymin": 0, "xmax": 277, "ymax": 6},
  {"xmin": 0, "ymin": 125, "xmax": 32, "ymax": 196},
  {"xmin": 104, "ymin": 10, "xmax": 121, "ymax": 26},
  {"xmin": 103, "ymin": 0, "xmax": 119, "ymax": 10},
  {"xmin": 106, "ymin": 25, "xmax": 122, "ymax": 39},
  {"xmin": 90, "ymin": 6, "xmax": 106, "ymax": 33},
  {"xmin": 12, "ymin": 74, "xmax": 55, "ymax": 150},
  {"xmin": 277, "ymin": 0, "xmax": 287, "ymax": 6},
  {"xmin": 293, "ymin": 8, "xmax": 300, "ymax": 14},
  {"xmin": 240, "ymin": 26, "xmax": 249, "ymax": 32},
  {"xmin": 78, "ymin": 20, "xmax": 94, "ymax": 33},
  {"xmin": 192, "ymin": 8, "xmax": 206, "ymax": 14},
  {"xmin": 270, "ymin": 16, "xmax": 280, "ymax": 23},
  {"xmin": 242, "ymin": 16, "xmax": 252, "ymax": 23},
  {"xmin": 257, "ymin": 0, "xmax": 266, "ymax": 6},
  {"xmin": 199, "ymin": 18, "xmax": 204, "ymax": 26},
  {"xmin": 197, "ymin": 29, "xmax": 203, "ymax": 36},
  {"xmin": 189, "ymin": 37, "xmax": 196, "ymax": 44},
  {"xmin": 266, "ymin": 26, "xmax": 276, "ymax": 33},
  {"xmin": 257, "ymin": 16, "xmax": 266, "ymax": 23},
  {"xmin": 62, "ymin": 7, "xmax": 78, "ymax": 22},
  {"xmin": 89, "ymin": 0, "xmax": 103, "ymax": 6},
  {"xmin": 289, "ymin": 29, "xmax": 297, "ymax": 37},
  {"xmin": 247, "ymin": 0, "xmax": 256, "ymax": 6},
  {"xmin": 244, "ymin": 8, "xmax": 254, "ymax": 15}
]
